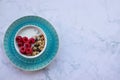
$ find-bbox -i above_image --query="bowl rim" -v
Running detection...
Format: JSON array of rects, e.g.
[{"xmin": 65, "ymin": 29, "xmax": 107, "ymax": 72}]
[
  {"xmin": 4, "ymin": 15, "xmax": 59, "ymax": 71},
  {"xmin": 14, "ymin": 25, "xmax": 47, "ymax": 59}
]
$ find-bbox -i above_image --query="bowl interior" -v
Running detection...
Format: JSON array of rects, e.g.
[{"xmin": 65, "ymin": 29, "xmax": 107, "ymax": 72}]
[{"xmin": 14, "ymin": 25, "xmax": 47, "ymax": 58}]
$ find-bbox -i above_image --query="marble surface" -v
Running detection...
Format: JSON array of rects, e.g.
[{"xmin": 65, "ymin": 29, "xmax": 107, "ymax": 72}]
[{"xmin": 0, "ymin": 0, "xmax": 120, "ymax": 80}]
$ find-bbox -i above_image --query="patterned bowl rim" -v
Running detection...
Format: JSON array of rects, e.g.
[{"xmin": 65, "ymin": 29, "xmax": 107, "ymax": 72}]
[{"xmin": 3, "ymin": 15, "xmax": 59, "ymax": 71}]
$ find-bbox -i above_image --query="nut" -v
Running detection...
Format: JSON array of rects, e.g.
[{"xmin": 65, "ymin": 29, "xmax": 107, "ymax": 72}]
[
  {"xmin": 36, "ymin": 47, "xmax": 41, "ymax": 52},
  {"xmin": 39, "ymin": 34, "xmax": 44, "ymax": 37},
  {"xmin": 32, "ymin": 46, "xmax": 37, "ymax": 51},
  {"xmin": 32, "ymin": 51, "xmax": 39, "ymax": 56},
  {"xmin": 37, "ymin": 41, "xmax": 44, "ymax": 46},
  {"xmin": 40, "ymin": 35, "xmax": 44, "ymax": 40},
  {"xmin": 34, "ymin": 42, "xmax": 39, "ymax": 47},
  {"xmin": 41, "ymin": 40, "xmax": 45, "ymax": 43},
  {"xmin": 38, "ymin": 46, "xmax": 44, "ymax": 51},
  {"xmin": 40, "ymin": 42, "xmax": 45, "ymax": 46},
  {"xmin": 32, "ymin": 51, "xmax": 37, "ymax": 56}
]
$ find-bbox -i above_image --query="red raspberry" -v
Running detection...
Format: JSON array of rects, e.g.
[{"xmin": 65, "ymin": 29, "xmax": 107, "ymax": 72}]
[
  {"xmin": 25, "ymin": 42, "xmax": 31, "ymax": 48},
  {"xmin": 22, "ymin": 37, "xmax": 28, "ymax": 43},
  {"xmin": 19, "ymin": 46, "xmax": 26, "ymax": 54},
  {"xmin": 16, "ymin": 36, "xmax": 22, "ymax": 42},
  {"xmin": 17, "ymin": 42, "xmax": 24, "ymax": 47},
  {"xmin": 29, "ymin": 38, "xmax": 35, "ymax": 44},
  {"xmin": 25, "ymin": 48, "xmax": 33, "ymax": 55}
]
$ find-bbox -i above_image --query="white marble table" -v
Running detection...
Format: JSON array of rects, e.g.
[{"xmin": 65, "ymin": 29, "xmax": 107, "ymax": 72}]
[{"xmin": 0, "ymin": 0, "xmax": 120, "ymax": 80}]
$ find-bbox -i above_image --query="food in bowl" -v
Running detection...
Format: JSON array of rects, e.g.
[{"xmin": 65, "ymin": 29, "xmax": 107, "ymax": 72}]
[{"xmin": 15, "ymin": 34, "xmax": 45, "ymax": 56}]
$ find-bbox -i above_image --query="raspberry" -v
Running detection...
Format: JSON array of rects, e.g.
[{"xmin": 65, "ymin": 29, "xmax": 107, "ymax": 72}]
[
  {"xmin": 25, "ymin": 42, "xmax": 31, "ymax": 48},
  {"xmin": 29, "ymin": 38, "xmax": 35, "ymax": 44},
  {"xmin": 22, "ymin": 37, "xmax": 28, "ymax": 43},
  {"xmin": 19, "ymin": 46, "xmax": 26, "ymax": 54},
  {"xmin": 17, "ymin": 42, "xmax": 24, "ymax": 47},
  {"xmin": 26, "ymin": 48, "xmax": 33, "ymax": 55},
  {"xmin": 16, "ymin": 36, "xmax": 22, "ymax": 42}
]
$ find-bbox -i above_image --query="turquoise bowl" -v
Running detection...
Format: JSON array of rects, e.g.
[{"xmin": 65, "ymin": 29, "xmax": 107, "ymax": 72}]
[{"xmin": 4, "ymin": 16, "xmax": 59, "ymax": 71}]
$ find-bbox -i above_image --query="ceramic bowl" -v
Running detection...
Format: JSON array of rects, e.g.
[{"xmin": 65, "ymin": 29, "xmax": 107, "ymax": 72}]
[{"xmin": 4, "ymin": 16, "xmax": 59, "ymax": 71}]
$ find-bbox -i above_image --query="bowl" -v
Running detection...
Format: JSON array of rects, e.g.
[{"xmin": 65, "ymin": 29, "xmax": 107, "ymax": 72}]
[{"xmin": 14, "ymin": 25, "xmax": 47, "ymax": 58}]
